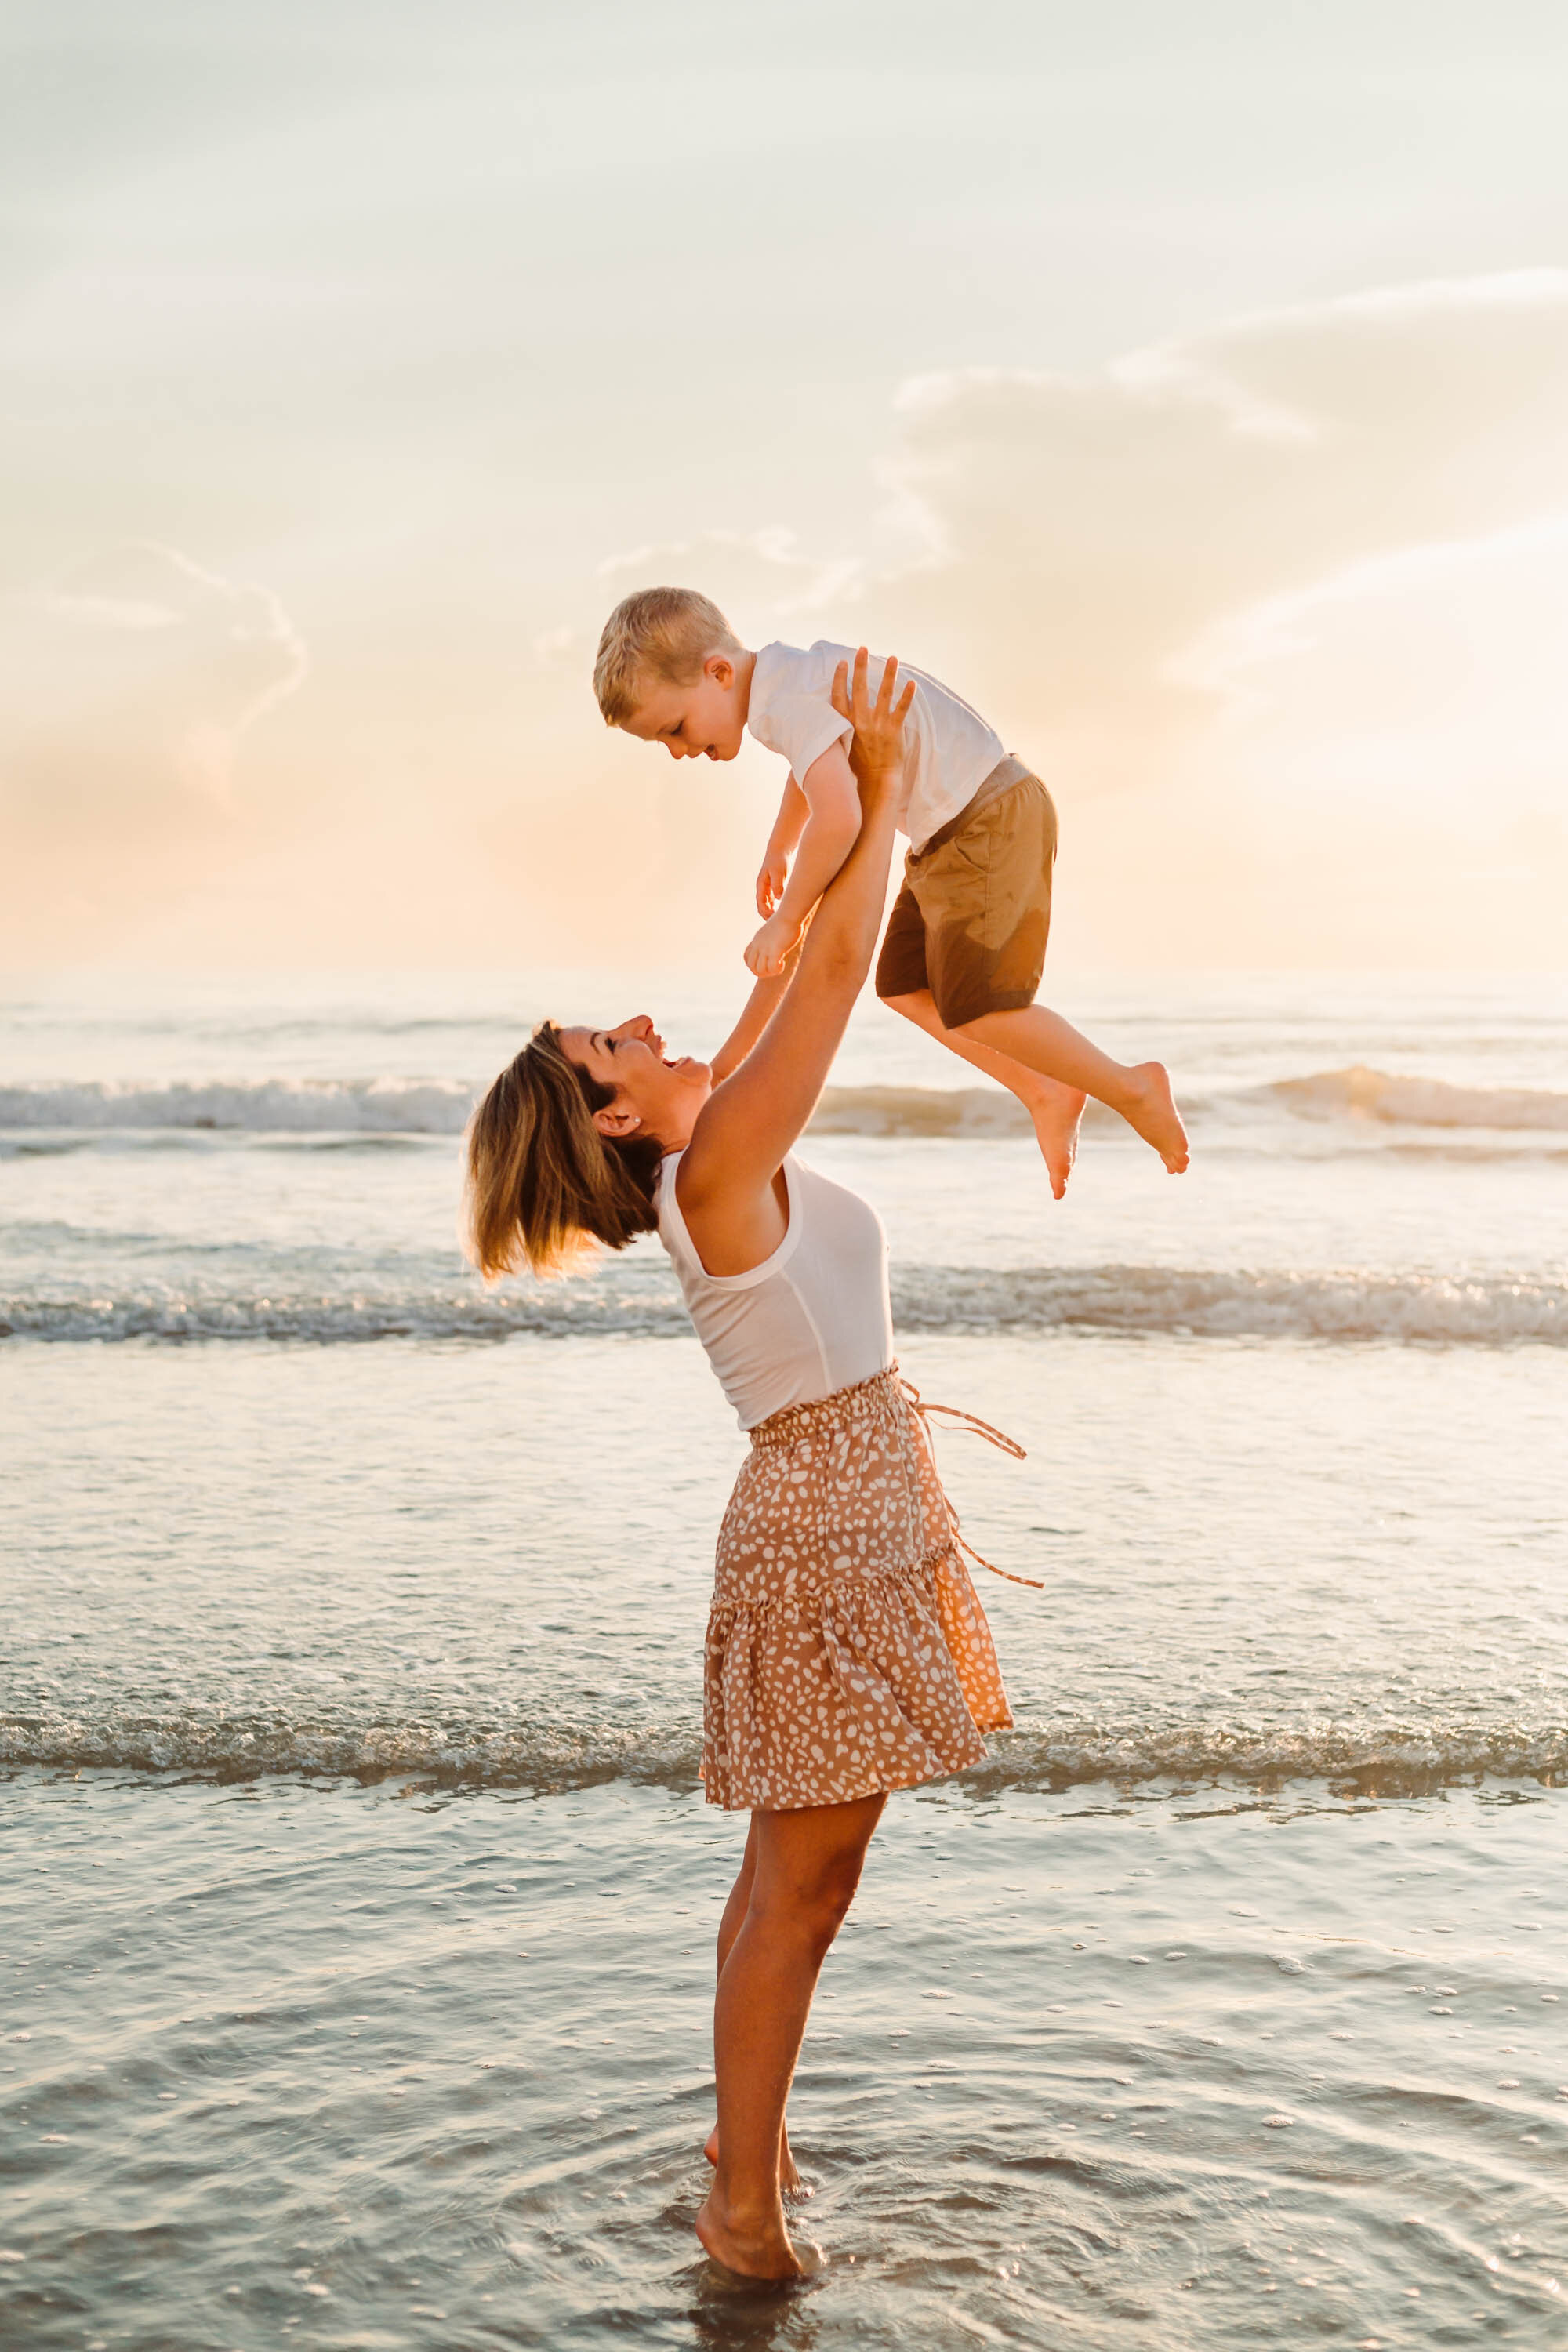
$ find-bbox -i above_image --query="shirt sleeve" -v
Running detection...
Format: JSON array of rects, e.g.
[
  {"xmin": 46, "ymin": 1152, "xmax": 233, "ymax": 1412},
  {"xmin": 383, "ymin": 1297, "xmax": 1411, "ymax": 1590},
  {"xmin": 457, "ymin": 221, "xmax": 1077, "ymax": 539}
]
[{"xmin": 749, "ymin": 690, "xmax": 851, "ymax": 787}]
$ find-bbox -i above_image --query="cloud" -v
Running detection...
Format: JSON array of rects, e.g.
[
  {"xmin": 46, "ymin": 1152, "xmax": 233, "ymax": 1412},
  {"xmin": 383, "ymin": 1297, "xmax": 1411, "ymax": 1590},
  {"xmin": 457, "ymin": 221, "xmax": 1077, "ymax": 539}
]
[
  {"xmin": 579, "ymin": 274, "xmax": 1568, "ymax": 965},
  {"xmin": 878, "ymin": 270, "xmax": 1568, "ymax": 796},
  {"xmin": 560, "ymin": 273, "xmax": 1568, "ymax": 812},
  {"xmin": 1185, "ymin": 513, "xmax": 1568, "ymax": 816},
  {"xmin": 14, "ymin": 275, "xmax": 1566, "ymax": 970},
  {"xmin": 595, "ymin": 526, "xmax": 866, "ymax": 623},
  {"xmin": 0, "ymin": 542, "xmax": 307, "ymax": 850}
]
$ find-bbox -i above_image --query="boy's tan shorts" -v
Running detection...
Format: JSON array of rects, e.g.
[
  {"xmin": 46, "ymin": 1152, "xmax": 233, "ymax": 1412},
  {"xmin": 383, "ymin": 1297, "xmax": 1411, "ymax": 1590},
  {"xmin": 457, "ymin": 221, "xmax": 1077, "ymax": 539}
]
[{"xmin": 876, "ymin": 757, "xmax": 1057, "ymax": 1030}]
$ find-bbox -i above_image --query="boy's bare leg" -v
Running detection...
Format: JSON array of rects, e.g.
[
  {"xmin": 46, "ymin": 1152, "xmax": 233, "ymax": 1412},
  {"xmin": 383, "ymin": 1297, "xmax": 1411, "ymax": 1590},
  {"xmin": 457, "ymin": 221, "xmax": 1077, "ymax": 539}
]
[
  {"xmin": 955, "ymin": 1003, "xmax": 1188, "ymax": 1173},
  {"xmin": 703, "ymin": 1819, "xmax": 805, "ymax": 2194},
  {"xmin": 696, "ymin": 1793, "xmax": 884, "ymax": 2280},
  {"xmin": 883, "ymin": 988, "xmax": 1088, "ymax": 1198}
]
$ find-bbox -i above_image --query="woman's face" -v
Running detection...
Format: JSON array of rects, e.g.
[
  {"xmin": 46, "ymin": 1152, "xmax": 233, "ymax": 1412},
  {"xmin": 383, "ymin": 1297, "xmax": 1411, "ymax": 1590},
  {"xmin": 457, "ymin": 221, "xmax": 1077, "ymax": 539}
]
[{"xmin": 559, "ymin": 1014, "xmax": 712, "ymax": 1151}]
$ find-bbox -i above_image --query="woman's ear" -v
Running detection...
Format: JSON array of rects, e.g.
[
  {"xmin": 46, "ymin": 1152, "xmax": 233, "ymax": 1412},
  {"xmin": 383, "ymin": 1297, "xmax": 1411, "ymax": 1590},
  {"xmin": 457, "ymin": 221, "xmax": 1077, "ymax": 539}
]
[{"xmin": 592, "ymin": 1103, "xmax": 641, "ymax": 1138}]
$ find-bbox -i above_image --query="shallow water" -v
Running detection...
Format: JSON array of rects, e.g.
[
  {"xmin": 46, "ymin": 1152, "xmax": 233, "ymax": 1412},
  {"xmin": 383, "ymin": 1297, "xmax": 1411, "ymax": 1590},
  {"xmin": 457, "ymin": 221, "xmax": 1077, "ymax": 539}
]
[
  {"xmin": 5, "ymin": 1332, "xmax": 1566, "ymax": 1790},
  {"xmin": 3, "ymin": 970, "xmax": 1566, "ymax": 2345},
  {"xmin": 4, "ymin": 1777, "xmax": 1566, "ymax": 2348}
]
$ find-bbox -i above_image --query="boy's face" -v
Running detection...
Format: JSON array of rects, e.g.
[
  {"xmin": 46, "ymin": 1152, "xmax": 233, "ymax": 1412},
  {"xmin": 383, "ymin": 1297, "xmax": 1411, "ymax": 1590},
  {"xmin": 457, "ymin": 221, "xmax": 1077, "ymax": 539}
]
[{"xmin": 621, "ymin": 654, "xmax": 746, "ymax": 761}]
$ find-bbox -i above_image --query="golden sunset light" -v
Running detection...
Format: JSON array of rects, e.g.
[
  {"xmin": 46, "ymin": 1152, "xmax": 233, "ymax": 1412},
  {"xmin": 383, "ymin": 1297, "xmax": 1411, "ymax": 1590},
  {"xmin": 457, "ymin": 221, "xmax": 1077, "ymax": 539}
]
[{"xmin": 5, "ymin": 7, "xmax": 1566, "ymax": 2343}]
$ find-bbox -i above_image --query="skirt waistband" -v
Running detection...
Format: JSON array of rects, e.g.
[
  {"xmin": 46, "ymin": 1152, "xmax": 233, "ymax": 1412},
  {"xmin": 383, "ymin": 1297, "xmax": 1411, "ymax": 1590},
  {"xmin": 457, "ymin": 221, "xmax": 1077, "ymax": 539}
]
[
  {"xmin": 747, "ymin": 1364, "xmax": 902, "ymax": 1450},
  {"xmin": 746, "ymin": 1364, "xmax": 1044, "ymax": 1589}
]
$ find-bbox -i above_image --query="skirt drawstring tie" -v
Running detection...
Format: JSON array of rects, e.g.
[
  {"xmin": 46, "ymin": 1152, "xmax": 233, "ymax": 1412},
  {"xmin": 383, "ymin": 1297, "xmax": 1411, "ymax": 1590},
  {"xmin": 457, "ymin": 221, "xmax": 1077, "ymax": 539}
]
[{"xmin": 898, "ymin": 1374, "xmax": 1046, "ymax": 1591}]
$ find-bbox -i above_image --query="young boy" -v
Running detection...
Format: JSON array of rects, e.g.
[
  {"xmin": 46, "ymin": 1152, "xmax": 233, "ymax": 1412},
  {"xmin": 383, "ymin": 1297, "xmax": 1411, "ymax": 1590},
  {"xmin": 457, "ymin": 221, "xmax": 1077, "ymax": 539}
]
[{"xmin": 593, "ymin": 586, "xmax": 1187, "ymax": 1196}]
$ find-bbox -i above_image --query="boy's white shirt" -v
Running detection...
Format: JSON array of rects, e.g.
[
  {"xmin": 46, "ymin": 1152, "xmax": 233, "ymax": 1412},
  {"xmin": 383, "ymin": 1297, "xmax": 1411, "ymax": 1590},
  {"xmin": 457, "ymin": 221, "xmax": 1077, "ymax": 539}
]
[{"xmin": 746, "ymin": 640, "xmax": 1007, "ymax": 851}]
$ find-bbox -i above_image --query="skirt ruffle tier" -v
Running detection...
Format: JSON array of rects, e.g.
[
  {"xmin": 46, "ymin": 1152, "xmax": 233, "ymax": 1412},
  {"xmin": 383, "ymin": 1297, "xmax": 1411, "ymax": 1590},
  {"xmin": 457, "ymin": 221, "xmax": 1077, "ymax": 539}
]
[{"xmin": 702, "ymin": 1366, "xmax": 1013, "ymax": 1811}]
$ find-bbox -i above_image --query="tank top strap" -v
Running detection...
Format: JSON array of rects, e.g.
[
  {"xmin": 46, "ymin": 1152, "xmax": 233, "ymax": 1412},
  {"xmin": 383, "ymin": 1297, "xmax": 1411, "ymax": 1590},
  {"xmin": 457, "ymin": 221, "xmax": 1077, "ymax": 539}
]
[{"xmin": 655, "ymin": 1149, "xmax": 695, "ymax": 1267}]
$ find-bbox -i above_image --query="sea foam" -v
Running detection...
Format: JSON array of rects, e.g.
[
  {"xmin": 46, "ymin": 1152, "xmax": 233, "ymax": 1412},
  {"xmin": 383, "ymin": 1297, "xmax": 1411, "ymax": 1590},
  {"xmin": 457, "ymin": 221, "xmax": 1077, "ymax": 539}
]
[
  {"xmin": 4, "ymin": 1065, "xmax": 1566, "ymax": 1138},
  {"xmin": 3, "ymin": 1264, "xmax": 1562, "ymax": 1345},
  {"xmin": 4, "ymin": 1704, "xmax": 1563, "ymax": 1798}
]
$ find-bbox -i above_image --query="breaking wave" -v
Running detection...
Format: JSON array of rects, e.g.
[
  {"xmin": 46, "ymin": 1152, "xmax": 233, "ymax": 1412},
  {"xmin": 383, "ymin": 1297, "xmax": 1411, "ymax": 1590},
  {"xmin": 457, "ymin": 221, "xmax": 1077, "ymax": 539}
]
[
  {"xmin": 3, "ymin": 1264, "xmax": 1563, "ymax": 1345},
  {"xmin": 819, "ymin": 1065, "xmax": 1568, "ymax": 1138},
  {"xmin": 895, "ymin": 1265, "xmax": 1567, "ymax": 1345},
  {"xmin": 1266, "ymin": 1065, "xmax": 1568, "ymax": 1132},
  {"xmin": 0, "ymin": 1077, "xmax": 478, "ymax": 1134},
  {"xmin": 4, "ymin": 1065, "xmax": 1566, "ymax": 1140},
  {"xmin": 3, "ymin": 1707, "xmax": 1563, "ymax": 1798}
]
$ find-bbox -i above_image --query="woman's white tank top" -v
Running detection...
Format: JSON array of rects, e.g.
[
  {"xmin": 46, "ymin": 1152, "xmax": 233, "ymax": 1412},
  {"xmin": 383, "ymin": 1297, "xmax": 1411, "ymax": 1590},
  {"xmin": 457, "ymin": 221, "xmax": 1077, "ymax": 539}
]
[{"xmin": 656, "ymin": 1150, "xmax": 895, "ymax": 1430}]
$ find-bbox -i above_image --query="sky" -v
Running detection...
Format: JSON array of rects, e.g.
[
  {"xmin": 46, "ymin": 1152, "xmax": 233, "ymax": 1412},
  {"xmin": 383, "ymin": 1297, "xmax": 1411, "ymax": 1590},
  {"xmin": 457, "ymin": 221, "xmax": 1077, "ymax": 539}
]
[{"xmin": 3, "ymin": 0, "xmax": 1567, "ymax": 971}]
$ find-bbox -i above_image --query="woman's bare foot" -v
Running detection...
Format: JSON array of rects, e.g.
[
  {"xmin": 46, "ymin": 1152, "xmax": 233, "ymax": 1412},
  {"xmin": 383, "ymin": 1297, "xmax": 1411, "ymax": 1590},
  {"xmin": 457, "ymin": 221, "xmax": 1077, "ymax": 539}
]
[
  {"xmin": 1119, "ymin": 1061, "xmax": 1189, "ymax": 1173},
  {"xmin": 695, "ymin": 2187, "xmax": 821, "ymax": 2281},
  {"xmin": 1024, "ymin": 1077, "xmax": 1086, "ymax": 1199},
  {"xmin": 704, "ymin": 2125, "xmax": 808, "ymax": 2198}
]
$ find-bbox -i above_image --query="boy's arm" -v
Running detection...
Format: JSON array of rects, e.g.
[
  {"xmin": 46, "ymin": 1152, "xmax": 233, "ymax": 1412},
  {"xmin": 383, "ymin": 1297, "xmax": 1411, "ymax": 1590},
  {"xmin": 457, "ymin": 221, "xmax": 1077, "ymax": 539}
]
[
  {"xmin": 744, "ymin": 745, "xmax": 862, "ymax": 984},
  {"xmin": 774, "ymin": 744, "xmax": 861, "ymax": 926},
  {"xmin": 757, "ymin": 775, "xmax": 809, "ymax": 916},
  {"xmin": 710, "ymin": 926, "xmax": 809, "ymax": 1083}
]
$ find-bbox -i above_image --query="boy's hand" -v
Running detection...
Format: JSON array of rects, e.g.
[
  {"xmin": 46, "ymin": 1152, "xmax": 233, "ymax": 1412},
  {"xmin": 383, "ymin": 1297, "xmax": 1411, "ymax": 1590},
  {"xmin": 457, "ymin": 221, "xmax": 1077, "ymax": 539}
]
[
  {"xmin": 744, "ymin": 911, "xmax": 804, "ymax": 978},
  {"xmin": 755, "ymin": 846, "xmax": 789, "ymax": 918}
]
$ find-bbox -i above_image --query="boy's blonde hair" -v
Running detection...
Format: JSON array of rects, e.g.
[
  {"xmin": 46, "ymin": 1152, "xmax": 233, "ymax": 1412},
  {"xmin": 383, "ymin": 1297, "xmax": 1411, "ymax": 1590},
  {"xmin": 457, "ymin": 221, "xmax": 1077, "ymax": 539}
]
[{"xmin": 593, "ymin": 586, "xmax": 740, "ymax": 726}]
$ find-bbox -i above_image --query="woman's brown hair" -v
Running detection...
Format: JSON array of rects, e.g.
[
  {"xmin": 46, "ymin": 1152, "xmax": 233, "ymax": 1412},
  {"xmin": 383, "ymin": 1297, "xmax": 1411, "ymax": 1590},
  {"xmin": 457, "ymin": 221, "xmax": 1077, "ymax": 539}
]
[{"xmin": 465, "ymin": 1021, "xmax": 664, "ymax": 1279}]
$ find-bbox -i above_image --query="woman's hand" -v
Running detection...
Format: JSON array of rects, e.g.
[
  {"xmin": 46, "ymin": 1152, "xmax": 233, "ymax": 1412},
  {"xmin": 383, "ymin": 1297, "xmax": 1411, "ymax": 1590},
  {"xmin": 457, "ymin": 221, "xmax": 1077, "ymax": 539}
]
[{"xmin": 829, "ymin": 648, "xmax": 915, "ymax": 806}]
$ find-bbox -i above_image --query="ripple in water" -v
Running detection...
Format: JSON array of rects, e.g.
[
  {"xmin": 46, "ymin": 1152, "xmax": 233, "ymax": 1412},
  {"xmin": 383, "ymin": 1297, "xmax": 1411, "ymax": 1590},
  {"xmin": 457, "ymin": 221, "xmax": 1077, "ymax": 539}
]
[{"xmin": 2, "ymin": 1778, "xmax": 1565, "ymax": 2350}]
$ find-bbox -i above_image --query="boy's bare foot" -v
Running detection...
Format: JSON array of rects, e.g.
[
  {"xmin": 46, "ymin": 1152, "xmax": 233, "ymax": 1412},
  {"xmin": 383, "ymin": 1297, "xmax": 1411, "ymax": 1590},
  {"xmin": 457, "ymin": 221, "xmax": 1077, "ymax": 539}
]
[
  {"xmin": 1025, "ymin": 1077, "xmax": 1086, "ymax": 1199},
  {"xmin": 704, "ymin": 2125, "xmax": 808, "ymax": 2198},
  {"xmin": 695, "ymin": 2187, "xmax": 821, "ymax": 2281},
  {"xmin": 1120, "ymin": 1061, "xmax": 1189, "ymax": 1173}
]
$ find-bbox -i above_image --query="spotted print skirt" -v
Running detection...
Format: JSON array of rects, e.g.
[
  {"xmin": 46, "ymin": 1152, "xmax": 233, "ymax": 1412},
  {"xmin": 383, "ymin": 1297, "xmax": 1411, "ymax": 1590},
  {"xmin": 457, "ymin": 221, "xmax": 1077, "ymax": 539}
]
[{"xmin": 702, "ymin": 1365, "xmax": 1014, "ymax": 1812}]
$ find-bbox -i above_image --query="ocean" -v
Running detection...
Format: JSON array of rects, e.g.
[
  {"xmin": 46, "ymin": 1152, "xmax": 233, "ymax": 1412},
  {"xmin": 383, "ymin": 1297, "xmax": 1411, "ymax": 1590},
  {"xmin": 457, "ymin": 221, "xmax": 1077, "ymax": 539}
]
[{"xmin": 2, "ymin": 967, "xmax": 1565, "ymax": 2348}]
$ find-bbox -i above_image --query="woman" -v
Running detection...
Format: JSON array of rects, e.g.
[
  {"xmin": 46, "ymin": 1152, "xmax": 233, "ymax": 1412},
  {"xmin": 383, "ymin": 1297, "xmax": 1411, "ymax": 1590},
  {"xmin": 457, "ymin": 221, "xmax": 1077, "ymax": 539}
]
[{"xmin": 466, "ymin": 653, "xmax": 1015, "ymax": 2281}]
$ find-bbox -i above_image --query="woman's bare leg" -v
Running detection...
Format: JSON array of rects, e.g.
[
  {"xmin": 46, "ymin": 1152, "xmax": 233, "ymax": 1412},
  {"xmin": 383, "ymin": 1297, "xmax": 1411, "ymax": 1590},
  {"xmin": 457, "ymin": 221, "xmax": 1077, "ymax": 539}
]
[
  {"xmin": 696, "ymin": 1791, "xmax": 886, "ymax": 2280},
  {"xmin": 883, "ymin": 987, "xmax": 1087, "ymax": 1198},
  {"xmin": 703, "ymin": 1821, "xmax": 804, "ymax": 2194}
]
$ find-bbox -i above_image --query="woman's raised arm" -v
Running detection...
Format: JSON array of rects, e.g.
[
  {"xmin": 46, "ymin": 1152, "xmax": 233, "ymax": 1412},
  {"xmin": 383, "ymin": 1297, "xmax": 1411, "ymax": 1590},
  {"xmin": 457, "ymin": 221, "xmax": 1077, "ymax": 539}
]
[{"xmin": 677, "ymin": 651, "xmax": 912, "ymax": 1270}]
